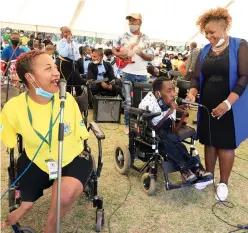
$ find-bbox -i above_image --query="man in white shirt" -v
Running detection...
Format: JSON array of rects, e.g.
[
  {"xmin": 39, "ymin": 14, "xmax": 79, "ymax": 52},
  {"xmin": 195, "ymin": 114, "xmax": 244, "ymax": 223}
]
[
  {"xmin": 139, "ymin": 77, "xmax": 213, "ymax": 185},
  {"xmin": 95, "ymin": 39, "xmax": 104, "ymax": 49},
  {"xmin": 112, "ymin": 13, "xmax": 154, "ymax": 134}
]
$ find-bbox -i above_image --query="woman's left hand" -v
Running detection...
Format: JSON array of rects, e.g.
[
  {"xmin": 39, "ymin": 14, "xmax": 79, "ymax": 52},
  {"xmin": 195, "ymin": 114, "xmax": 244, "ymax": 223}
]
[{"xmin": 212, "ymin": 102, "xmax": 229, "ymax": 119}]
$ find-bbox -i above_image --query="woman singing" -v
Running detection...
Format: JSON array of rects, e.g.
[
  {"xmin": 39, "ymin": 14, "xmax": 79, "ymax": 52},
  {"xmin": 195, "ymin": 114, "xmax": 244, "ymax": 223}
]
[{"xmin": 1, "ymin": 50, "xmax": 92, "ymax": 232}]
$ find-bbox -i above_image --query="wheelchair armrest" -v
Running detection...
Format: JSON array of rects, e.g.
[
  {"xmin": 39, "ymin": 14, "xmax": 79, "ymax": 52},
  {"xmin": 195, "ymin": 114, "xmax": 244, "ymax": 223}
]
[
  {"xmin": 89, "ymin": 122, "xmax": 105, "ymax": 140},
  {"xmin": 129, "ymin": 107, "xmax": 144, "ymax": 116},
  {"xmin": 142, "ymin": 112, "xmax": 161, "ymax": 121}
]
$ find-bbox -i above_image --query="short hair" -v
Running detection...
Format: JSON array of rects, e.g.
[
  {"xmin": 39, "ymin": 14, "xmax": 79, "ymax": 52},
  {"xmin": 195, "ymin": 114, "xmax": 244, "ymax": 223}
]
[
  {"xmin": 147, "ymin": 64, "xmax": 156, "ymax": 76},
  {"xmin": 11, "ymin": 31, "xmax": 20, "ymax": 37},
  {"xmin": 93, "ymin": 49, "xmax": 103, "ymax": 57},
  {"xmin": 196, "ymin": 7, "xmax": 232, "ymax": 33},
  {"xmin": 153, "ymin": 77, "xmax": 171, "ymax": 92},
  {"xmin": 16, "ymin": 50, "xmax": 46, "ymax": 86},
  {"xmin": 190, "ymin": 42, "xmax": 197, "ymax": 48},
  {"xmin": 37, "ymin": 32, "xmax": 42, "ymax": 36},
  {"xmin": 104, "ymin": 49, "xmax": 113, "ymax": 57}
]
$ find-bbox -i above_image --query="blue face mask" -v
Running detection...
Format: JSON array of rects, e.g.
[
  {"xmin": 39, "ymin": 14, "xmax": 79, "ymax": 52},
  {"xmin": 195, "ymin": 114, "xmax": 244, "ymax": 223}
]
[
  {"xmin": 35, "ymin": 87, "xmax": 54, "ymax": 99},
  {"xmin": 29, "ymin": 74, "xmax": 54, "ymax": 99}
]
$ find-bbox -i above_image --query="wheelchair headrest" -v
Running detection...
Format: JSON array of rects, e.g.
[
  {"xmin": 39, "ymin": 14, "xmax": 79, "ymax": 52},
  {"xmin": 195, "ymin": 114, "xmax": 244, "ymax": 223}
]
[
  {"xmin": 132, "ymin": 82, "xmax": 153, "ymax": 108},
  {"xmin": 169, "ymin": 70, "xmax": 182, "ymax": 77}
]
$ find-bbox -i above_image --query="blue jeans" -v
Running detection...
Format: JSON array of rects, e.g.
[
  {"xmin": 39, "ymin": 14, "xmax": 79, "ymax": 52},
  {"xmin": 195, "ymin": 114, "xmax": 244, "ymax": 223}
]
[{"xmin": 122, "ymin": 72, "xmax": 148, "ymax": 126}]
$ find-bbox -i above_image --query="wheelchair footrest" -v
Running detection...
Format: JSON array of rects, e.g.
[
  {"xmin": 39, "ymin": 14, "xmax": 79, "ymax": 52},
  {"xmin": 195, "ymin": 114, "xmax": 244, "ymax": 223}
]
[{"xmin": 162, "ymin": 160, "xmax": 178, "ymax": 174}]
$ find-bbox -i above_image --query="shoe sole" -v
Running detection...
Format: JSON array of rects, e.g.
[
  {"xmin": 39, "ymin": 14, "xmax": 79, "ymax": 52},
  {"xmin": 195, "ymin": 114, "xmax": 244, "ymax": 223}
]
[{"xmin": 194, "ymin": 179, "xmax": 214, "ymax": 190}]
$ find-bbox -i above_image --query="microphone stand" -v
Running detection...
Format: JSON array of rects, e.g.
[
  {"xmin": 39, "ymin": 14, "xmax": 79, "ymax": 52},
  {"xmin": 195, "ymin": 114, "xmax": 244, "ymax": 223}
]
[
  {"xmin": 4, "ymin": 43, "xmax": 21, "ymax": 103},
  {"xmin": 56, "ymin": 86, "xmax": 66, "ymax": 233},
  {"xmin": 71, "ymin": 39, "xmax": 76, "ymax": 95}
]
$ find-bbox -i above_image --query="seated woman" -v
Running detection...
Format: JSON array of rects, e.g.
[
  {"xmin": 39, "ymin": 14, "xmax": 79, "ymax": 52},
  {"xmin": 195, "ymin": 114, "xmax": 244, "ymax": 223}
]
[
  {"xmin": 139, "ymin": 77, "xmax": 213, "ymax": 185},
  {"xmin": 0, "ymin": 50, "xmax": 93, "ymax": 232}
]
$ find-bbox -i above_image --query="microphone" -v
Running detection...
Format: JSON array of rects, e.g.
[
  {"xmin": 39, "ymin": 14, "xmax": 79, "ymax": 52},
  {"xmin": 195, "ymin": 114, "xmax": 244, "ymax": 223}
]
[
  {"xmin": 58, "ymin": 79, "xmax": 67, "ymax": 100},
  {"xmin": 176, "ymin": 97, "xmax": 203, "ymax": 107}
]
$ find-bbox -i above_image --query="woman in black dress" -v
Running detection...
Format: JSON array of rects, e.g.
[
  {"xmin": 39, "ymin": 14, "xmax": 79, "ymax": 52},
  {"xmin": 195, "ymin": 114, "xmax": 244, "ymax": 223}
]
[{"xmin": 187, "ymin": 8, "xmax": 248, "ymax": 201}]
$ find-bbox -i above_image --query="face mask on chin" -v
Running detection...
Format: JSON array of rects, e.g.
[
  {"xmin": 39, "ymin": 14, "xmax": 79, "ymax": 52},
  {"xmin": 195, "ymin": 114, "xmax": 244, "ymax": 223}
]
[
  {"xmin": 28, "ymin": 74, "xmax": 54, "ymax": 99},
  {"xmin": 214, "ymin": 38, "xmax": 225, "ymax": 48},
  {"xmin": 129, "ymin": 25, "xmax": 139, "ymax": 33},
  {"xmin": 214, "ymin": 31, "xmax": 226, "ymax": 48},
  {"xmin": 92, "ymin": 60, "xmax": 100, "ymax": 64}
]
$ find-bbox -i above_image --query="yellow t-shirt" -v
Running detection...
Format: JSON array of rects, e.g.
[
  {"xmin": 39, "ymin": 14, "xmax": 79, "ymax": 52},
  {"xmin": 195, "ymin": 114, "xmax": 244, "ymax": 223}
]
[{"xmin": 0, "ymin": 92, "xmax": 89, "ymax": 173}]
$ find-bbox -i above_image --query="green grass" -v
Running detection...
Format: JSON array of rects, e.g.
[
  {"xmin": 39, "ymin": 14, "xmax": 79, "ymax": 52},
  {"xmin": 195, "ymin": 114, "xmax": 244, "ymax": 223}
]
[{"xmin": 1, "ymin": 110, "xmax": 248, "ymax": 233}]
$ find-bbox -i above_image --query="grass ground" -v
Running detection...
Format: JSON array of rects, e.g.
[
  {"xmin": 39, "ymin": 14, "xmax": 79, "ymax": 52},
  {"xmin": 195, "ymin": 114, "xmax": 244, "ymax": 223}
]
[{"xmin": 1, "ymin": 110, "xmax": 248, "ymax": 233}]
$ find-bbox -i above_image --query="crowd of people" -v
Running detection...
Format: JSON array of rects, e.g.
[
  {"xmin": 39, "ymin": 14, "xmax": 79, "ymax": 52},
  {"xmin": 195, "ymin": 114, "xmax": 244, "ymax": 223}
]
[{"xmin": 0, "ymin": 6, "xmax": 248, "ymax": 232}]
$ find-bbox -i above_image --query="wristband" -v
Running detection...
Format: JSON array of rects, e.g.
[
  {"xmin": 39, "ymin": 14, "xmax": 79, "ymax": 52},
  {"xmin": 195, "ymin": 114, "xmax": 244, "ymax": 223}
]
[{"xmin": 223, "ymin": 99, "xmax": 231, "ymax": 111}]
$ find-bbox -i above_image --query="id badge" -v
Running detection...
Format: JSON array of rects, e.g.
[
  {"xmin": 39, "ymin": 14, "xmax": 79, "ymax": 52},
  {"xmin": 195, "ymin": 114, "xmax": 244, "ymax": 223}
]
[{"xmin": 45, "ymin": 159, "xmax": 58, "ymax": 180}]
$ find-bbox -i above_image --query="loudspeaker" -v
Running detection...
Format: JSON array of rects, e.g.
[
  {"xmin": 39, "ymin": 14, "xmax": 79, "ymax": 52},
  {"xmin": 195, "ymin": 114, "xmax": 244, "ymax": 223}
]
[
  {"xmin": 132, "ymin": 82, "xmax": 153, "ymax": 108},
  {"xmin": 93, "ymin": 96, "xmax": 122, "ymax": 123}
]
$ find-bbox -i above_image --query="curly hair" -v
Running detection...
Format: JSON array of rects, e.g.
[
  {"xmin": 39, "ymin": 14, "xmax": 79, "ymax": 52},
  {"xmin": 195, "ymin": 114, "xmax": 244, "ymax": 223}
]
[
  {"xmin": 16, "ymin": 50, "xmax": 46, "ymax": 86},
  {"xmin": 196, "ymin": 7, "xmax": 232, "ymax": 33}
]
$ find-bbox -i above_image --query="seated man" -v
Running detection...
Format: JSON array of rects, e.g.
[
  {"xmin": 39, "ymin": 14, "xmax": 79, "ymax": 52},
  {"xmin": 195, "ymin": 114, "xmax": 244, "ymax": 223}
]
[
  {"xmin": 139, "ymin": 77, "xmax": 213, "ymax": 187},
  {"xmin": 87, "ymin": 49, "xmax": 122, "ymax": 97}
]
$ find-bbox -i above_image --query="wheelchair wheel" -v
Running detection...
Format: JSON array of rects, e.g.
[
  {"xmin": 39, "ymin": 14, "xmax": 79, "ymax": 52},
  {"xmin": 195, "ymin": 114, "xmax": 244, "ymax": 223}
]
[
  {"xmin": 8, "ymin": 177, "xmax": 15, "ymax": 208},
  {"xmin": 84, "ymin": 156, "xmax": 96, "ymax": 199},
  {"xmin": 96, "ymin": 209, "xmax": 104, "ymax": 232},
  {"xmin": 141, "ymin": 173, "xmax": 156, "ymax": 196},
  {"xmin": 114, "ymin": 144, "xmax": 131, "ymax": 175},
  {"xmin": 19, "ymin": 226, "xmax": 36, "ymax": 233}
]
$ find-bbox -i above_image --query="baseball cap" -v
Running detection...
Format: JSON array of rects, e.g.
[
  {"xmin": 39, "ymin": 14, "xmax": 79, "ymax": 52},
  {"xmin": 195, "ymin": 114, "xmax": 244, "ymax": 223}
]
[{"xmin": 126, "ymin": 13, "xmax": 142, "ymax": 22}]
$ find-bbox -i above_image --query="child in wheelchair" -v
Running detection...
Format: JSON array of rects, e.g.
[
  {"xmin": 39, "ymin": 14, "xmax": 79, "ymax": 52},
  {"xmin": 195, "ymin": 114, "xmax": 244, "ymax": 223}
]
[{"xmin": 139, "ymin": 77, "xmax": 213, "ymax": 184}]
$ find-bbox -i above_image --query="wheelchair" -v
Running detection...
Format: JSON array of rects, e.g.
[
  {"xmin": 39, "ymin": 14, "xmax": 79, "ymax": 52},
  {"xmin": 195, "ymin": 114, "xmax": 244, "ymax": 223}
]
[
  {"xmin": 114, "ymin": 82, "xmax": 202, "ymax": 196},
  {"xmin": 6, "ymin": 88, "xmax": 105, "ymax": 232}
]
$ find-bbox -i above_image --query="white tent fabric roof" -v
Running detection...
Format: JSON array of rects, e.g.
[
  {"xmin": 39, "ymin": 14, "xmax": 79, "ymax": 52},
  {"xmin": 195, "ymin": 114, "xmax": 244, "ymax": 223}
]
[{"xmin": 1, "ymin": 0, "xmax": 247, "ymax": 44}]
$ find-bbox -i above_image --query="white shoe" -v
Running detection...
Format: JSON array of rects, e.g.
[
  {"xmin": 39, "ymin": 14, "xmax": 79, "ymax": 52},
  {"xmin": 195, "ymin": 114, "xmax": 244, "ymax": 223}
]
[
  {"xmin": 124, "ymin": 126, "xmax": 129, "ymax": 135},
  {"xmin": 194, "ymin": 179, "xmax": 214, "ymax": 190},
  {"xmin": 215, "ymin": 183, "xmax": 228, "ymax": 201}
]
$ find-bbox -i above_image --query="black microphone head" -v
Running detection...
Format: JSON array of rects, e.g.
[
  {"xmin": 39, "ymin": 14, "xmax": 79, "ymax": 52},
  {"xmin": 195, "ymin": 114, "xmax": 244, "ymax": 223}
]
[{"xmin": 176, "ymin": 97, "xmax": 184, "ymax": 105}]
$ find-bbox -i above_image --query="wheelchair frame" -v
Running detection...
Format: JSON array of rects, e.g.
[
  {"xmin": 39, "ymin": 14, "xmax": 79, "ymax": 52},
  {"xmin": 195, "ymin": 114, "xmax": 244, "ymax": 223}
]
[
  {"xmin": 114, "ymin": 81, "xmax": 201, "ymax": 195},
  {"xmin": 6, "ymin": 108, "xmax": 105, "ymax": 232}
]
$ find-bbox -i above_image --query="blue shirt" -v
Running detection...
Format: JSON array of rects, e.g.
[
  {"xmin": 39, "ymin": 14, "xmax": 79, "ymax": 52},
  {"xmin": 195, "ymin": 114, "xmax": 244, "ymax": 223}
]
[
  {"xmin": 56, "ymin": 38, "xmax": 80, "ymax": 61},
  {"xmin": 1, "ymin": 45, "xmax": 29, "ymax": 61},
  {"xmin": 84, "ymin": 56, "xmax": 91, "ymax": 74},
  {"xmin": 97, "ymin": 63, "xmax": 106, "ymax": 80}
]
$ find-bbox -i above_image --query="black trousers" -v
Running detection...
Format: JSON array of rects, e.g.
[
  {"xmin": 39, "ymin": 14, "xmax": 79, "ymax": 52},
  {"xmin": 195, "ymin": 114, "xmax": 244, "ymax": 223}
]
[
  {"xmin": 56, "ymin": 58, "xmax": 85, "ymax": 96},
  {"xmin": 90, "ymin": 83, "xmax": 122, "ymax": 97},
  {"xmin": 157, "ymin": 126, "xmax": 199, "ymax": 171}
]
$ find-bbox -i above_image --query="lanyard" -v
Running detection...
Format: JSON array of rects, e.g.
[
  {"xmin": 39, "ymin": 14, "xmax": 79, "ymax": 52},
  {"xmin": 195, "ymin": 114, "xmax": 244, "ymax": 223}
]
[
  {"xmin": 11, "ymin": 46, "xmax": 19, "ymax": 59},
  {"xmin": 25, "ymin": 93, "xmax": 54, "ymax": 153}
]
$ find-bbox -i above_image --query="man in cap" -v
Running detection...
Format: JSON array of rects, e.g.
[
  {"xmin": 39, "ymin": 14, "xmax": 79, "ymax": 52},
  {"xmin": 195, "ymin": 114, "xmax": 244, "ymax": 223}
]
[{"xmin": 112, "ymin": 13, "xmax": 154, "ymax": 134}]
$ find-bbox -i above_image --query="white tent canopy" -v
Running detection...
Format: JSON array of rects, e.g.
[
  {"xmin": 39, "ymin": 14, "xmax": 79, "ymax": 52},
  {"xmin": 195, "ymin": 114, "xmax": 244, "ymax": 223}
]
[{"xmin": 1, "ymin": 0, "xmax": 247, "ymax": 45}]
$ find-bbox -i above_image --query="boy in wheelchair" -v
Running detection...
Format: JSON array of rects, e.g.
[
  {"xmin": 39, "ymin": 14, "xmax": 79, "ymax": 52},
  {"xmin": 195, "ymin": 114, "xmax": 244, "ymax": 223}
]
[{"xmin": 139, "ymin": 77, "xmax": 213, "ymax": 184}]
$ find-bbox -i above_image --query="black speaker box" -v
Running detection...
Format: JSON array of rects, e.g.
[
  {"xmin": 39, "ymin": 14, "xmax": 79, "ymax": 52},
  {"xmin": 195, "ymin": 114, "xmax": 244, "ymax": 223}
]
[{"xmin": 93, "ymin": 96, "xmax": 122, "ymax": 123}]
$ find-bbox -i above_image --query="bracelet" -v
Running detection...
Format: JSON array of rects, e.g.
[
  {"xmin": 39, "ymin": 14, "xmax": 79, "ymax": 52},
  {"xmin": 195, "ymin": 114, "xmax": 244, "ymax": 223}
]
[{"xmin": 223, "ymin": 99, "xmax": 232, "ymax": 111}]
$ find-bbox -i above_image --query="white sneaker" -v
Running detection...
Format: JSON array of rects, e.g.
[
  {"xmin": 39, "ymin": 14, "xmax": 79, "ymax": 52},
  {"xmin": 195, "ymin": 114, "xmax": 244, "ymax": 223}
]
[
  {"xmin": 194, "ymin": 179, "xmax": 214, "ymax": 190},
  {"xmin": 215, "ymin": 183, "xmax": 228, "ymax": 201},
  {"xmin": 124, "ymin": 126, "xmax": 129, "ymax": 135}
]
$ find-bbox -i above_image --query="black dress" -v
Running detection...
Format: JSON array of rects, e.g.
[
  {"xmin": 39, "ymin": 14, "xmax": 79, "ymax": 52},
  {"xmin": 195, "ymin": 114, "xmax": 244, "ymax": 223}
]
[{"xmin": 191, "ymin": 39, "xmax": 248, "ymax": 149}]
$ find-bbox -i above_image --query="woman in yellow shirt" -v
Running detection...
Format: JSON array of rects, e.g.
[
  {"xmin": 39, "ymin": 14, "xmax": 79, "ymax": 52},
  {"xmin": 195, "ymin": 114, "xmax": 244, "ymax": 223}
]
[{"xmin": 1, "ymin": 50, "xmax": 92, "ymax": 232}]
